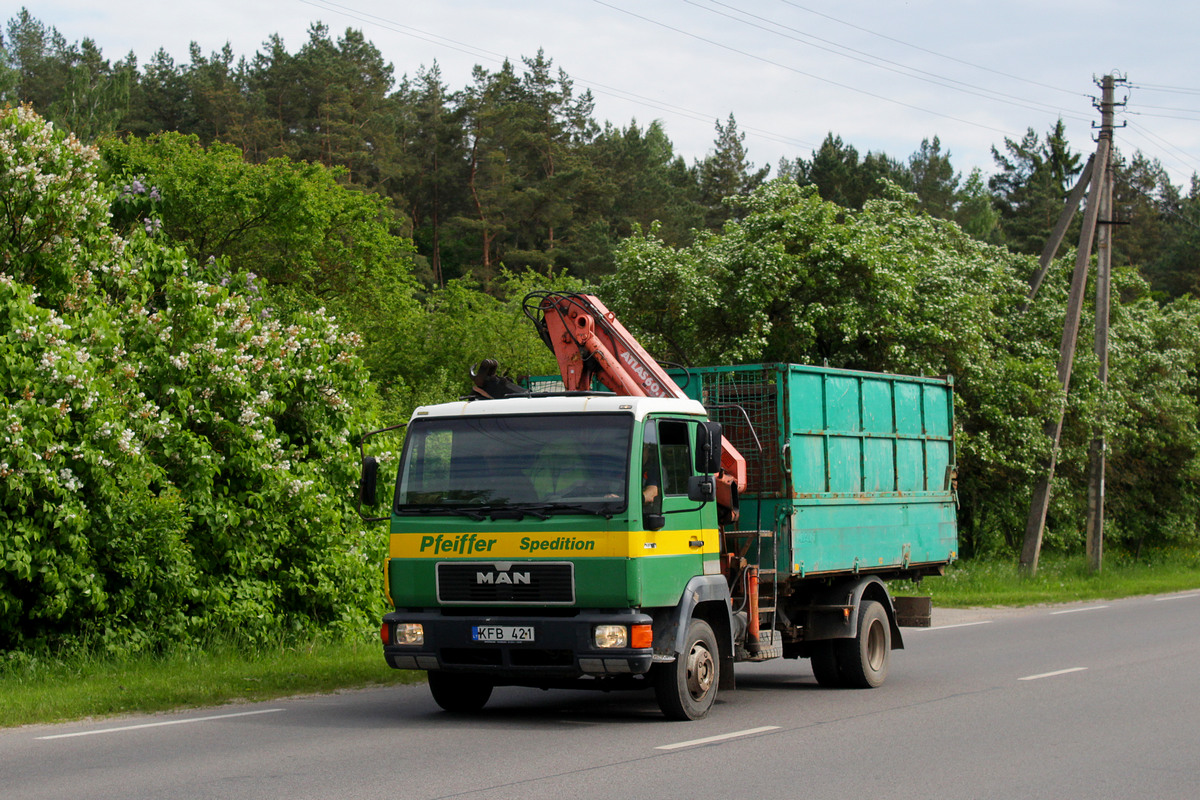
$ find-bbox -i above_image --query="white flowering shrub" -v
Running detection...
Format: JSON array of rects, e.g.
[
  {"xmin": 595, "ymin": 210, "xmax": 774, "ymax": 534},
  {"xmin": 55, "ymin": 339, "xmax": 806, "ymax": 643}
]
[{"xmin": 0, "ymin": 107, "xmax": 384, "ymax": 653}]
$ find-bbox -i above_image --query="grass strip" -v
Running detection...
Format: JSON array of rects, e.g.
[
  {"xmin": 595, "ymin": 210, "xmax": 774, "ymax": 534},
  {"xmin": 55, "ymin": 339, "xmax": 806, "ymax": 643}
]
[
  {"xmin": 0, "ymin": 636, "xmax": 423, "ymax": 729},
  {"xmin": 894, "ymin": 552, "xmax": 1200, "ymax": 607}
]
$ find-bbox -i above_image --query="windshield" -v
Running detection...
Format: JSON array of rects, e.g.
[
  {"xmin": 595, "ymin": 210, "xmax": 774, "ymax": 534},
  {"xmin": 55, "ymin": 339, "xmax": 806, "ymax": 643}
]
[{"xmin": 396, "ymin": 413, "xmax": 632, "ymax": 513}]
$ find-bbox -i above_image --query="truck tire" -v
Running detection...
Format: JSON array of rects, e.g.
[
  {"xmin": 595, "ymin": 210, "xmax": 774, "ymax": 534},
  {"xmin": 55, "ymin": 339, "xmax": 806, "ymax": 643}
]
[
  {"xmin": 835, "ymin": 599, "xmax": 890, "ymax": 688},
  {"xmin": 809, "ymin": 641, "xmax": 844, "ymax": 688},
  {"xmin": 428, "ymin": 671, "xmax": 494, "ymax": 713},
  {"xmin": 655, "ymin": 618, "xmax": 720, "ymax": 720}
]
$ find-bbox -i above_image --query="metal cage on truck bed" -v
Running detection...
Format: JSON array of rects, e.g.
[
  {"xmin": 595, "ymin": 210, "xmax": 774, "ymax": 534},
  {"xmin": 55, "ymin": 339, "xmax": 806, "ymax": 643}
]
[{"xmin": 668, "ymin": 364, "xmax": 957, "ymax": 580}]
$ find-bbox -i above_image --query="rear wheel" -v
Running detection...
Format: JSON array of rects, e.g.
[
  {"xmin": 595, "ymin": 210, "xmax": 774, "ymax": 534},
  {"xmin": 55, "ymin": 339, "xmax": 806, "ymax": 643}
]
[
  {"xmin": 809, "ymin": 641, "xmax": 844, "ymax": 687},
  {"xmin": 655, "ymin": 618, "xmax": 720, "ymax": 720},
  {"xmin": 835, "ymin": 600, "xmax": 891, "ymax": 688},
  {"xmin": 427, "ymin": 671, "xmax": 494, "ymax": 712}
]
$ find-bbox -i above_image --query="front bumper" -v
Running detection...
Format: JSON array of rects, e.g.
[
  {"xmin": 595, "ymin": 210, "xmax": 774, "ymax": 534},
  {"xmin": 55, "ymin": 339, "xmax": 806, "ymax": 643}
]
[{"xmin": 382, "ymin": 609, "xmax": 655, "ymax": 679}]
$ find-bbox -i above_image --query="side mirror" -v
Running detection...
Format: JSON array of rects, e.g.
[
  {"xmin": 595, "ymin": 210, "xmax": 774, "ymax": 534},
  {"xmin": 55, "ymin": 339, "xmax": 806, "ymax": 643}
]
[
  {"xmin": 356, "ymin": 422, "xmax": 407, "ymax": 524},
  {"xmin": 695, "ymin": 421, "xmax": 723, "ymax": 474},
  {"xmin": 687, "ymin": 474, "xmax": 716, "ymax": 503},
  {"xmin": 644, "ymin": 513, "xmax": 666, "ymax": 532},
  {"xmin": 360, "ymin": 456, "xmax": 379, "ymax": 506}
]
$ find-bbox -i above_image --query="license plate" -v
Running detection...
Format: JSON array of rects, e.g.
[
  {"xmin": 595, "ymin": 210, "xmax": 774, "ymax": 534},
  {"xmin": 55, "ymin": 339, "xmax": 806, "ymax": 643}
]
[{"xmin": 472, "ymin": 625, "xmax": 535, "ymax": 643}]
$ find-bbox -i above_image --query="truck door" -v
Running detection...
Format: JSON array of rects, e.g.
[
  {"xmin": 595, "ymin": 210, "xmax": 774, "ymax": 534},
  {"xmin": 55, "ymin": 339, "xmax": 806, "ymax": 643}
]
[{"xmin": 639, "ymin": 418, "xmax": 715, "ymax": 604}]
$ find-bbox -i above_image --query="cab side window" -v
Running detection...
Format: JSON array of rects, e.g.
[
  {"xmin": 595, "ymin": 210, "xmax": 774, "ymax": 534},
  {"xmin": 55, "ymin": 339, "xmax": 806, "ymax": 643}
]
[
  {"xmin": 657, "ymin": 420, "xmax": 694, "ymax": 496},
  {"xmin": 642, "ymin": 422, "xmax": 662, "ymax": 515}
]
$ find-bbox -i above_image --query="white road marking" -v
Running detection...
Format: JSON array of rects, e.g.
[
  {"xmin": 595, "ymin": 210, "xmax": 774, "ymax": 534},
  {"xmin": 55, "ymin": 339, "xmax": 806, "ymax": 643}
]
[
  {"xmin": 656, "ymin": 725, "xmax": 780, "ymax": 750},
  {"xmin": 915, "ymin": 620, "xmax": 994, "ymax": 631},
  {"xmin": 36, "ymin": 708, "xmax": 284, "ymax": 740},
  {"xmin": 1019, "ymin": 667, "xmax": 1088, "ymax": 681},
  {"xmin": 1050, "ymin": 605, "xmax": 1109, "ymax": 615},
  {"xmin": 1153, "ymin": 593, "xmax": 1200, "ymax": 602}
]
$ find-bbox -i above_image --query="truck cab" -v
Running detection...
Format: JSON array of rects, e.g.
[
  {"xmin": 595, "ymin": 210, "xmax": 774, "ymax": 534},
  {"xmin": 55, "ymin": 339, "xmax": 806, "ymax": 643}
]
[{"xmin": 369, "ymin": 394, "xmax": 733, "ymax": 719}]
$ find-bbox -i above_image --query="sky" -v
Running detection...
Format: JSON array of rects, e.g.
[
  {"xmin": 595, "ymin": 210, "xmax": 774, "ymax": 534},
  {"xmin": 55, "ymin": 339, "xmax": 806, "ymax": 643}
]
[{"xmin": 17, "ymin": 0, "xmax": 1200, "ymax": 189}]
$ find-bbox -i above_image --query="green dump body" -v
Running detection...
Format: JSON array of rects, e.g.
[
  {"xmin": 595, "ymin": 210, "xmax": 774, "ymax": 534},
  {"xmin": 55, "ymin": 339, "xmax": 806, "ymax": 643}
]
[{"xmin": 671, "ymin": 364, "xmax": 958, "ymax": 579}]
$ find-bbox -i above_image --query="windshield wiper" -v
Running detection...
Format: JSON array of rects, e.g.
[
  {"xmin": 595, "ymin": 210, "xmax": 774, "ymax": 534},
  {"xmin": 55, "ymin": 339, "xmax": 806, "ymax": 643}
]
[
  {"xmin": 540, "ymin": 502, "xmax": 618, "ymax": 520},
  {"xmin": 484, "ymin": 504, "xmax": 551, "ymax": 521},
  {"xmin": 396, "ymin": 504, "xmax": 487, "ymax": 520}
]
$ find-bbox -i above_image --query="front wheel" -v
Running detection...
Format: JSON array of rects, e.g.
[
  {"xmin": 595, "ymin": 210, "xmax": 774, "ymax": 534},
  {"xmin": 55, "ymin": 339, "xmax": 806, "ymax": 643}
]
[
  {"xmin": 427, "ymin": 671, "xmax": 494, "ymax": 713},
  {"xmin": 655, "ymin": 618, "xmax": 720, "ymax": 720}
]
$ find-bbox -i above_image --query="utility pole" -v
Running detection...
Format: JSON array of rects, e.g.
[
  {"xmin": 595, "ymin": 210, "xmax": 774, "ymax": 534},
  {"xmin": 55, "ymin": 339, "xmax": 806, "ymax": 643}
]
[
  {"xmin": 1086, "ymin": 152, "xmax": 1114, "ymax": 571},
  {"xmin": 1020, "ymin": 74, "xmax": 1122, "ymax": 575}
]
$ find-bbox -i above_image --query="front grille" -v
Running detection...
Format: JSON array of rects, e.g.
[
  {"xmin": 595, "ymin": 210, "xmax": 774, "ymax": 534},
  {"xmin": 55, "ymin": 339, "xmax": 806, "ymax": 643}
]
[
  {"xmin": 510, "ymin": 649, "xmax": 574, "ymax": 667},
  {"xmin": 437, "ymin": 562, "xmax": 575, "ymax": 604},
  {"xmin": 441, "ymin": 648, "xmax": 504, "ymax": 666},
  {"xmin": 439, "ymin": 648, "xmax": 573, "ymax": 668}
]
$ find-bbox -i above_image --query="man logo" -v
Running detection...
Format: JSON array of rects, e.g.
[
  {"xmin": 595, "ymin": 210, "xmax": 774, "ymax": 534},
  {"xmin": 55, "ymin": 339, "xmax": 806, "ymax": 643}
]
[{"xmin": 476, "ymin": 570, "xmax": 532, "ymax": 585}]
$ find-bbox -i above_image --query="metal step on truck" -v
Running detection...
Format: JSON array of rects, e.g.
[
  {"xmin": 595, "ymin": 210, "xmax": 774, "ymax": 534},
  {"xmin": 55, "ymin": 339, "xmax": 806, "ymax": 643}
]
[{"xmin": 357, "ymin": 292, "xmax": 958, "ymax": 720}]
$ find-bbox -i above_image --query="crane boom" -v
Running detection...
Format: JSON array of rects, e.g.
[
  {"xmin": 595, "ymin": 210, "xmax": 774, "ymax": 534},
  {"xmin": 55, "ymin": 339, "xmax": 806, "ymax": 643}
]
[{"xmin": 524, "ymin": 292, "xmax": 747, "ymax": 510}]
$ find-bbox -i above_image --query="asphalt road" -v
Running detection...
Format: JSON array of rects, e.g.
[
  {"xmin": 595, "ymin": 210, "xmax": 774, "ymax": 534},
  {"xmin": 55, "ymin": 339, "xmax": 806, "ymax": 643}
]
[{"xmin": 4, "ymin": 591, "xmax": 1199, "ymax": 800}]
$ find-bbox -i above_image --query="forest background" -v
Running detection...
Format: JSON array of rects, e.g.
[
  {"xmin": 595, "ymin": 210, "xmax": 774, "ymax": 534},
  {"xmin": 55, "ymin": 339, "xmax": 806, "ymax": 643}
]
[{"xmin": 3, "ymin": 9, "xmax": 1200, "ymax": 657}]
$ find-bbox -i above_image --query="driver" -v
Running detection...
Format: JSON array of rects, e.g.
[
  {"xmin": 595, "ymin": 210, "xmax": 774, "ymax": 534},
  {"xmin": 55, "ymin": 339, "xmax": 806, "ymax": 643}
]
[{"xmin": 529, "ymin": 442, "xmax": 590, "ymax": 499}]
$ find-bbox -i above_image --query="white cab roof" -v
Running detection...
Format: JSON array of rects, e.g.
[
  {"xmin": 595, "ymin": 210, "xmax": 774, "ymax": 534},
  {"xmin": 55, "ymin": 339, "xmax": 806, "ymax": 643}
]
[{"xmin": 410, "ymin": 394, "xmax": 706, "ymax": 422}]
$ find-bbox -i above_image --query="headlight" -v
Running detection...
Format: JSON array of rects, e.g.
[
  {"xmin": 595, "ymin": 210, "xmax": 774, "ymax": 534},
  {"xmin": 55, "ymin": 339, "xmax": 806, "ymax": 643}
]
[
  {"xmin": 594, "ymin": 625, "xmax": 628, "ymax": 648},
  {"xmin": 393, "ymin": 623, "xmax": 424, "ymax": 646}
]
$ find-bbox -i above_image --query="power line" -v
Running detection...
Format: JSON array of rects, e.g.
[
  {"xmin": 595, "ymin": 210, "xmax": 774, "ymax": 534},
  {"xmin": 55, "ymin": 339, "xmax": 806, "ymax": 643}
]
[
  {"xmin": 592, "ymin": 0, "xmax": 1017, "ymax": 137},
  {"xmin": 1128, "ymin": 82, "xmax": 1200, "ymax": 96},
  {"xmin": 1131, "ymin": 103, "xmax": 1200, "ymax": 114},
  {"xmin": 1126, "ymin": 109, "xmax": 1200, "ymax": 122},
  {"xmin": 687, "ymin": 0, "xmax": 1092, "ymax": 123},
  {"xmin": 298, "ymin": 0, "xmax": 507, "ymax": 64},
  {"xmin": 1123, "ymin": 119, "xmax": 1200, "ymax": 180},
  {"xmin": 774, "ymin": 0, "xmax": 1084, "ymax": 98}
]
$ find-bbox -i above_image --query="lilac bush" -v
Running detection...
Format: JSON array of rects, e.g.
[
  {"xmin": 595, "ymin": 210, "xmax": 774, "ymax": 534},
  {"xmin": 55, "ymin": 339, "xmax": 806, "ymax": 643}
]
[{"xmin": 0, "ymin": 107, "xmax": 385, "ymax": 654}]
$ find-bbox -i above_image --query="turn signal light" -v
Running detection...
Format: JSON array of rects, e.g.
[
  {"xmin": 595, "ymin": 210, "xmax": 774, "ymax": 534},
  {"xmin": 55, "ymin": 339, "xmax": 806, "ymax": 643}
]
[{"xmin": 630, "ymin": 624, "xmax": 653, "ymax": 649}]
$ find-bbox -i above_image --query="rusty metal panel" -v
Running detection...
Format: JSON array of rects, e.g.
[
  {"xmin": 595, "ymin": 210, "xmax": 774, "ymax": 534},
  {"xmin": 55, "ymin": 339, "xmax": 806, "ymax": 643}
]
[{"xmin": 894, "ymin": 595, "xmax": 933, "ymax": 627}]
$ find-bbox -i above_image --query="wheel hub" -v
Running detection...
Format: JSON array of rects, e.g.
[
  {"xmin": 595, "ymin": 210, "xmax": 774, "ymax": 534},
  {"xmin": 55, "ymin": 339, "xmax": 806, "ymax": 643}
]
[
  {"xmin": 685, "ymin": 641, "xmax": 715, "ymax": 699},
  {"xmin": 867, "ymin": 618, "xmax": 886, "ymax": 671}
]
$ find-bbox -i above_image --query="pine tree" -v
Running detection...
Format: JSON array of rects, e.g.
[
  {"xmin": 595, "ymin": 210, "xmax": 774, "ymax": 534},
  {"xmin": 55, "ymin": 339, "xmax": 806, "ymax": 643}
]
[
  {"xmin": 799, "ymin": 133, "xmax": 904, "ymax": 210},
  {"xmin": 989, "ymin": 120, "xmax": 1082, "ymax": 254},
  {"xmin": 908, "ymin": 136, "xmax": 960, "ymax": 218},
  {"xmin": 397, "ymin": 63, "xmax": 469, "ymax": 285},
  {"xmin": 697, "ymin": 113, "xmax": 768, "ymax": 228}
]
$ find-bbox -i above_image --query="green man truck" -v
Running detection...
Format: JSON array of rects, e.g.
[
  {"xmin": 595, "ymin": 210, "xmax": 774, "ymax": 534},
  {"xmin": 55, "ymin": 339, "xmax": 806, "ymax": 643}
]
[{"xmin": 358, "ymin": 292, "xmax": 957, "ymax": 720}]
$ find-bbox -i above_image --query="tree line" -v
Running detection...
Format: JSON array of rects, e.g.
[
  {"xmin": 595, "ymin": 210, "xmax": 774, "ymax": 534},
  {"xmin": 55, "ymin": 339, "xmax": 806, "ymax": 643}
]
[{"xmin": 3, "ymin": 9, "xmax": 1198, "ymax": 295}]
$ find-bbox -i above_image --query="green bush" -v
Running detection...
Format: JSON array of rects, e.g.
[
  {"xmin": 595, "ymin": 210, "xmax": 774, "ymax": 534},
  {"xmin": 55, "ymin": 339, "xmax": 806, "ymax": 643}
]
[{"xmin": 0, "ymin": 106, "xmax": 385, "ymax": 655}]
